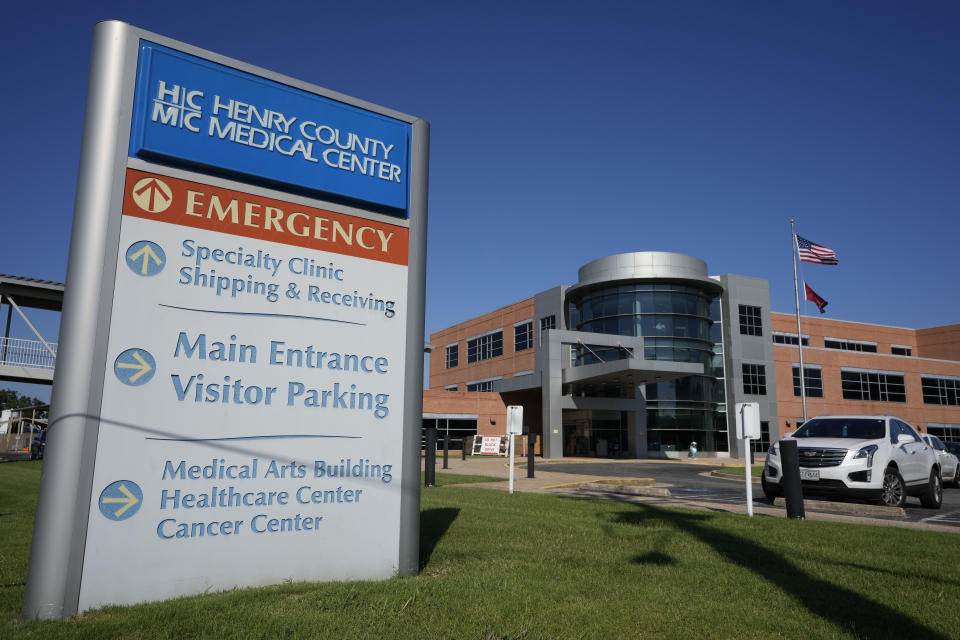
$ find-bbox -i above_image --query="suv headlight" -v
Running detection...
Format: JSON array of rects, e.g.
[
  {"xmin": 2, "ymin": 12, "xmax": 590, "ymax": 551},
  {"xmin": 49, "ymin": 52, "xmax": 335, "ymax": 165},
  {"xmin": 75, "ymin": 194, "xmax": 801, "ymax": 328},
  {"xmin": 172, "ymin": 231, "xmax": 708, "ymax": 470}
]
[
  {"xmin": 853, "ymin": 444, "xmax": 878, "ymax": 467},
  {"xmin": 767, "ymin": 442, "xmax": 778, "ymax": 457}
]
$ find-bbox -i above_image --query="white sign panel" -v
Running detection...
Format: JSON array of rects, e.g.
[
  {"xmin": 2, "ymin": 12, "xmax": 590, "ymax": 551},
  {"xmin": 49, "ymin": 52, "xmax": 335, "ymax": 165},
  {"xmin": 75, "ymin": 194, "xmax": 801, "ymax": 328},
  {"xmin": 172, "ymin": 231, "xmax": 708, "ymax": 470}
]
[
  {"xmin": 78, "ymin": 169, "xmax": 410, "ymax": 609},
  {"xmin": 736, "ymin": 402, "xmax": 761, "ymax": 440},
  {"xmin": 506, "ymin": 405, "xmax": 523, "ymax": 436}
]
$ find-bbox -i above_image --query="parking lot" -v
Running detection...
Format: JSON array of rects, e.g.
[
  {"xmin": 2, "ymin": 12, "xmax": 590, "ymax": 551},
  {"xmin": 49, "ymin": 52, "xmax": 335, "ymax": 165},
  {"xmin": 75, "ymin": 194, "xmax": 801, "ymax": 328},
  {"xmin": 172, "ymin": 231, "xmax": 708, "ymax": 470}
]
[{"xmin": 536, "ymin": 459, "xmax": 960, "ymax": 527}]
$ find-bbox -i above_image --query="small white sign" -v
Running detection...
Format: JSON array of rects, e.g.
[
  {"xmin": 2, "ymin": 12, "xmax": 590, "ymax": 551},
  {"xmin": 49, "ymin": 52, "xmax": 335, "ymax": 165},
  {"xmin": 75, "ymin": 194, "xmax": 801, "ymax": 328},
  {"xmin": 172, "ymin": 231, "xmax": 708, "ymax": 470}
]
[
  {"xmin": 736, "ymin": 402, "xmax": 761, "ymax": 440},
  {"xmin": 506, "ymin": 405, "xmax": 523, "ymax": 436}
]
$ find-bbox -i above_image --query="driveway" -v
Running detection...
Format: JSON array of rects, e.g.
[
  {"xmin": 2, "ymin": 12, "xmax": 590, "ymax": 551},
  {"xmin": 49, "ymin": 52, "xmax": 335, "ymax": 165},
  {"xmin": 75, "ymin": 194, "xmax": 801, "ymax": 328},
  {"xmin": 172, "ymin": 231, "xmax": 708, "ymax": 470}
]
[{"xmin": 536, "ymin": 459, "xmax": 960, "ymax": 528}]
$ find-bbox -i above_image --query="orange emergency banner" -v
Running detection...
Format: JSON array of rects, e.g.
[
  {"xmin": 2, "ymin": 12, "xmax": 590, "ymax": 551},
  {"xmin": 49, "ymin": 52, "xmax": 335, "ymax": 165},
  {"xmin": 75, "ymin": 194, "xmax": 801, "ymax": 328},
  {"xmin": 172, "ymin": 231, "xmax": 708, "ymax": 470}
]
[{"xmin": 121, "ymin": 168, "xmax": 409, "ymax": 266}]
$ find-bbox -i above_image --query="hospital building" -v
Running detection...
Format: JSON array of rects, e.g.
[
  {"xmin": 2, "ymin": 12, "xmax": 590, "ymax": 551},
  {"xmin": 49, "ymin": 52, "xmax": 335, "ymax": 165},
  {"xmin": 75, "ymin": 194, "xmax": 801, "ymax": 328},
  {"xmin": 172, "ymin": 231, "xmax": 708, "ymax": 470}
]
[{"xmin": 422, "ymin": 252, "xmax": 960, "ymax": 459}]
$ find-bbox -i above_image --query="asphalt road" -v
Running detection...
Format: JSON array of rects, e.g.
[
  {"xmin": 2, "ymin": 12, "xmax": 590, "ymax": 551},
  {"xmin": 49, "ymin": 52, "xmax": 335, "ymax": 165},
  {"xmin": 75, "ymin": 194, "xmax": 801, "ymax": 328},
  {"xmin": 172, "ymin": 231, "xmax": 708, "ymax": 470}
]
[{"xmin": 538, "ymin": 460, "xmax": 960, "ymax": 527}]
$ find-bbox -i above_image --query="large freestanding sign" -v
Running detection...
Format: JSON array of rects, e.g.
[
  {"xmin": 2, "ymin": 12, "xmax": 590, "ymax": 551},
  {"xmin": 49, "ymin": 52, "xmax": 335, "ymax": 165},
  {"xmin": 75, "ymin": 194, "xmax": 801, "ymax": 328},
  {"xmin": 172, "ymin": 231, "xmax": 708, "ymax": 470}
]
[{"xmin": 23, "ymin": 22, "xmax": 428, "ymax": 619}]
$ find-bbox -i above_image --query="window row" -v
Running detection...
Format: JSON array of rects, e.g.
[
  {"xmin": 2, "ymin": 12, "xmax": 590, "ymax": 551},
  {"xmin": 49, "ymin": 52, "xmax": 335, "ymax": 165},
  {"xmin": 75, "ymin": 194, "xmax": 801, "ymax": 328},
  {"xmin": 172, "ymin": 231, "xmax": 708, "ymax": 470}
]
[
  {"xmin": 788, "ymin": 369, "xmax": 960, "ymax": 406},
  {"xmin": 466, "ymin": 377, "xmax": 501, "ymax": 392},
  {"xmin": 824, "ymin": 338, "xmax": 877, "ymax": 353},
  {"xmin": 444, "ymin": 320, "xmax": 535, "ymax": 369},
  {"xmin": 773, "ymin": 331, "xmax": 808, "ymax": 346},
  {"xmin": 773, "ymin": 334, "xmax": 911, "ymax": 355},
  {"xmin": 467, "ymin": 331, "xmax": 502, "ymax": 363},
  {"xmin": 923, "ymin": 376, "xmax": 960, "ymax": 406}
]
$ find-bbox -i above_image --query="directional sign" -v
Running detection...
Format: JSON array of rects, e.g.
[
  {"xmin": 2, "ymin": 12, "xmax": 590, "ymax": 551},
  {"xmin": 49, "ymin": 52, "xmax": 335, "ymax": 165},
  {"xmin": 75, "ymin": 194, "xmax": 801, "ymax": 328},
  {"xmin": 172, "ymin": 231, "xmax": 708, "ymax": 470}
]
[
  {"xmin": 125, "ymin": 240, "xmax": 166, "ymax": 276},
  {"xmin": 22, "ymin": 21, "xmax": 427, "ymax": 621},
  {"xmin": 113, "ymin": 348, "xmax": 156, "ymax": 386},
  {"xmin": 131, "ymin": 176, "xmax": 173, "ymax": 213},
  {"xmin": 98, "ymin": 480, "xmax": 143, "ymax": 520}
]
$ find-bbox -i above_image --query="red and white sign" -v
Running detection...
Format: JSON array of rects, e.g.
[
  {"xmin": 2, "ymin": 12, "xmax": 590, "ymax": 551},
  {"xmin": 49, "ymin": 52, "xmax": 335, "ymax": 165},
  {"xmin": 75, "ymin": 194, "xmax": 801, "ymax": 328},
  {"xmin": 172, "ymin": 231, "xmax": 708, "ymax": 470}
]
[{"xmin": 479, "ymin": 436, "xmax": 502, "ymax": 455}]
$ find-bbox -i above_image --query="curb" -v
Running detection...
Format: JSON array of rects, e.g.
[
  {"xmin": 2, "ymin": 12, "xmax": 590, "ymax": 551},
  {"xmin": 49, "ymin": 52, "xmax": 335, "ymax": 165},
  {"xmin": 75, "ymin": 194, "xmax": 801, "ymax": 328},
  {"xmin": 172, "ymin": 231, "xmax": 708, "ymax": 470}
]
[
  {"xmin": 580, "ymin": 482, "xmax": 672, "ymax": 497},
  {"xmin": 708, "ymin": 470, "xmax": 760, "ymax": 482}
]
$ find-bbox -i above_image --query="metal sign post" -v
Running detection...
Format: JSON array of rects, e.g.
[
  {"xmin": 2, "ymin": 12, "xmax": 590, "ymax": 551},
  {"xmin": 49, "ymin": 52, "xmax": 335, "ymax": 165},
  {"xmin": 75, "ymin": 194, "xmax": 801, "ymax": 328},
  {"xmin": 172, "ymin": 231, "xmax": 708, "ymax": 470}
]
[
  {"xmin": 506, "ymin": 406, "xmax": 523, "ymax": 494},
  {"xmin": 736, "ymin": 403, "xmax": 761, "ymax": 517}
]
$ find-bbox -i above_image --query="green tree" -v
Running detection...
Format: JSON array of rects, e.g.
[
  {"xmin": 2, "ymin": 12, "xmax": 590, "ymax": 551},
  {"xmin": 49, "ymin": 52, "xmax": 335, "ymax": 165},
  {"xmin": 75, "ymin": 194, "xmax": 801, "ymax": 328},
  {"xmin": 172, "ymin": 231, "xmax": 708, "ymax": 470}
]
[{"xmin": 0, "ymin": 389, "xmax": 49, "ymax": 420}]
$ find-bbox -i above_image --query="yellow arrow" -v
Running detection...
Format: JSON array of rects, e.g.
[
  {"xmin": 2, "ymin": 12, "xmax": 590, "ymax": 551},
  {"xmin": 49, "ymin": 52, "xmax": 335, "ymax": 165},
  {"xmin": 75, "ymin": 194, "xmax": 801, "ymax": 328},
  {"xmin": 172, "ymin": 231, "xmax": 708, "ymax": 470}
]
[
  {"xmin": 102, "ymin": 483, "xmax": 139, "ymax": 518},
  {"xmin": 129, "ymin": 244, "xmax": 163, "ymax": 275},
  {"xmin": 116, "ymin": 351, "xmax": 153, "ymax": 382}
]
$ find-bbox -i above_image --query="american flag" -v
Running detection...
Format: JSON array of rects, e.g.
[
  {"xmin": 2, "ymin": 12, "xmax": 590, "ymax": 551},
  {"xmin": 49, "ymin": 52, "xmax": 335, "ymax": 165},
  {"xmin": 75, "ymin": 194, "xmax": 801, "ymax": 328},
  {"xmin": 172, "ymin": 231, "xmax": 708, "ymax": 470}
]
[{"xmin": 796, "ymin": 235, "xmax": 838, "ymax": 265}]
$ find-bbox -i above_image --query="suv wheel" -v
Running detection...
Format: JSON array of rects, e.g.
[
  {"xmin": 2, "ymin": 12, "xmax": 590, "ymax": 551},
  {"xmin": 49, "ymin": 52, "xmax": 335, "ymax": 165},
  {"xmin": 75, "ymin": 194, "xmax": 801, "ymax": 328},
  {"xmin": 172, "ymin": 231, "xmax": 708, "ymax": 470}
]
[
  {"xmin": 761, "ymin": 474, "xmax": 780, "ymax": 503},
  {"xmin": 880, "ymin": 468, "xmax": 906, "ymax": 507},
  {"xmin": 920, "ymin": 471, "xmax": 943, "ymax": 509}
]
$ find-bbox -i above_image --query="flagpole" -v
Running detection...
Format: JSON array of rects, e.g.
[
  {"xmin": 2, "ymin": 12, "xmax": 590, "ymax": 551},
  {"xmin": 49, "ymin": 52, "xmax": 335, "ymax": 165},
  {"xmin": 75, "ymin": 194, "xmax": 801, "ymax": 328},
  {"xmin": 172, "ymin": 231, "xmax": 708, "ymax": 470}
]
[{"xmin": 790, "ymin": 220, "xmax": 808, "ymax": 424}]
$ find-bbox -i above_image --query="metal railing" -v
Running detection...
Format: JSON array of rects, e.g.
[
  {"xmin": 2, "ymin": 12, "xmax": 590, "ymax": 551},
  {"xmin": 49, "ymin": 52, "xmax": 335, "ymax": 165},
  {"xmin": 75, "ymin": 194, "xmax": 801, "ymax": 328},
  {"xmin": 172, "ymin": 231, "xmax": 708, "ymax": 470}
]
[
  {"xmin": 0, "ymin": 337, "xmax": 57, "ymax": 370},
  {"xmin": 0, "ymin": 404, "xmax": 48, "ymax": 453}
]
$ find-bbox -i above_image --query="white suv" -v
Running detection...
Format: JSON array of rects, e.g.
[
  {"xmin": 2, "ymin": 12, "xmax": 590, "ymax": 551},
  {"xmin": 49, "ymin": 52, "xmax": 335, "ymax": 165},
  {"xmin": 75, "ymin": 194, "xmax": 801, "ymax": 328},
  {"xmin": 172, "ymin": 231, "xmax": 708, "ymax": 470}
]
[{"xmin": 761, "ymin": 415, "xmax": 942, "ymax": 509}]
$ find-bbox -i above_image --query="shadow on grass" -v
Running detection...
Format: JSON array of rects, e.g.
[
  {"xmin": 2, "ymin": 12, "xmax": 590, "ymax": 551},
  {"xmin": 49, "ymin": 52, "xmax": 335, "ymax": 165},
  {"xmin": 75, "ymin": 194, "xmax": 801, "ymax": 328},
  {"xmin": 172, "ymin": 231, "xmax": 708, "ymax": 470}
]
[
  {"xmin": 633, "ymin": 551, "xmax": 676, "ymax": 565},
  {"xmin": 420, "ymin": 508, "xmax": 460, "ymax": 569},
  {"xmin": 614, "ymin": 504, "xmax": 948, "ymax": 640}
]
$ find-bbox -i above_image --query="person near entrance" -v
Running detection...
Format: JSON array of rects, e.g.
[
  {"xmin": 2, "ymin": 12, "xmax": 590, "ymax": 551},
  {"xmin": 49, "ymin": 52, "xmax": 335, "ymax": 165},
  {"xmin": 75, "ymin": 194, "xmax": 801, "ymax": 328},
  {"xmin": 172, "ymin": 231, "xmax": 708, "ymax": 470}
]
[{"xmin": 688, "ymin": 441, "xmax": 698, "ymax": 460}]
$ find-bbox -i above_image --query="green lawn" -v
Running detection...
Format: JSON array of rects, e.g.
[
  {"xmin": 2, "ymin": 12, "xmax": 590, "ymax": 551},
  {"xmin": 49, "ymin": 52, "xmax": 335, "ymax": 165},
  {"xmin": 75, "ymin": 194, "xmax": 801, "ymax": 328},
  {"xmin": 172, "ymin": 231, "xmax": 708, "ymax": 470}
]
[
  {"xmin": 713, "ymin": 465, "xmax": 764, "ymax": 478},
  {"xmin": 2, "ymin": 460, "xmax": 959, "ymax": 638}
]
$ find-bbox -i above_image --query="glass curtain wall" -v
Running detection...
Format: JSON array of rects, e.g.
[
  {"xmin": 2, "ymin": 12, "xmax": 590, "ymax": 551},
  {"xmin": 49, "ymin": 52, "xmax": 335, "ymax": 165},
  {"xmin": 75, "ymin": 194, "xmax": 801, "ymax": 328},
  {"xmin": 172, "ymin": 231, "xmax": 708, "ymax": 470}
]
[{"xmin": 567, "ymin": 283, "xmax": 726, "ymax": 452}]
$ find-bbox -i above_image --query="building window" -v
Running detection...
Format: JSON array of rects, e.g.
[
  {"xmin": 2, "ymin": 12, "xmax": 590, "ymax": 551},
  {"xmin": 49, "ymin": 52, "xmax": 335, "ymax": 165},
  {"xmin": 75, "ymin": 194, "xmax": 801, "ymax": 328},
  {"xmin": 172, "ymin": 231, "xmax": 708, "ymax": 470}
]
[
  {"xmin": 444, "ymin": 343, "xmax": 458, "ymax": 369},
  {"xmin": 751, "ymin": 421, "xmax": 771, "ymax": 453},
  {"xmin": 466, "ymin": 330, "xmax": 503, "ymax": 363},
  {"xmin": 539, "ymin": 315, "xmax": 556, "ymax": 347},
  {"xmin": 772, "ymin": 332, "xmax": 809, "ymax": 346},
  {"xmin": 792, "ymin": 365, "xmax": 823, "ymax": 398},
  {"xmin": 514, "ymin": 320, "xmax": 533, "ymax": 352},
  {"xmin": 891, "ymin": 345, "xmax": 912, "ymax": 356},
  {"xmin": 840, "ymin": 369, "xmax": 906, "ymax": 402},
  {"xmin": 927, "ymin": 423, "xmax": 960, "ymax": 443},
  {"xmin": 825, "ymin": 338, "xmax": 878, "ymax": 353},
  {"xmin": 466, "ymin": 377, "xmax": 501, "ymax": 392},
  {"xmin": 444, "ymin": 384, "xmax": 457, "ymax": 391},
  {"xmin": 738, "ymin": 305, "xmax": 762, "ymax": 336},
  {"xmin": 922, "ymin": 376, "xmax": 960, "ymax": 406},
  {"xmin": 742, "ymin": 364, "xmax": 767, "ymax": 395}
]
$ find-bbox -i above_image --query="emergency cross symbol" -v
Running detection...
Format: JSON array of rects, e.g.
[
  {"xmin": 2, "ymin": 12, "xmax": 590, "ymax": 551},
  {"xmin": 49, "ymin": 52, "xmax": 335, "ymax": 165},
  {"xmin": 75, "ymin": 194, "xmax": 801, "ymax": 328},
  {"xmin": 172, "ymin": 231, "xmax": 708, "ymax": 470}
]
[{"xmin": 152, "ymin": 81, "xmax": 204, "ymax": 132}]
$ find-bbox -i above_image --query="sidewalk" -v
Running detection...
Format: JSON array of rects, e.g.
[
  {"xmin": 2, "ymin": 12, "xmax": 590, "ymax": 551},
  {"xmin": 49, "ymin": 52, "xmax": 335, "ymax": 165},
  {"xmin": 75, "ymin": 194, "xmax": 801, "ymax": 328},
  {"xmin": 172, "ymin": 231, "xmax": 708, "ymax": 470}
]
[{"xmin": 423, "ymin": 455, "xmax": 959, "ymax": 534}]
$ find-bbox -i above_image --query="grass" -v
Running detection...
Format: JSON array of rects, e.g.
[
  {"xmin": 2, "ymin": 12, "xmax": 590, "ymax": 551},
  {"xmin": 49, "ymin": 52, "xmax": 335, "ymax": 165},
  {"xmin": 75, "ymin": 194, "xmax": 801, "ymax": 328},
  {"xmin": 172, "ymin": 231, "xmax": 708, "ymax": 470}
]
[
  {"xmin": 422, "ymin": 471, "xmax": 503, "ymax": 485},
  {"xmin": 3, "ymin": 460, "xmax": 960, "ymax": 638},
  {"xmin": 713, "ymin": 465, "xmax": 764, "ymax": 478}
]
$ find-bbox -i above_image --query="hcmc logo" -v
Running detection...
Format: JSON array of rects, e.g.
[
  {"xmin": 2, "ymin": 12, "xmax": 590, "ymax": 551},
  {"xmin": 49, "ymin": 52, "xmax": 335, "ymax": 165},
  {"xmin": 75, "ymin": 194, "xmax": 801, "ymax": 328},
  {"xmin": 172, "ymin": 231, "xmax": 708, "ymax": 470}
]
[{"xmin": 151, "ymin": 81, "xmax": 203, "ymax": 132}]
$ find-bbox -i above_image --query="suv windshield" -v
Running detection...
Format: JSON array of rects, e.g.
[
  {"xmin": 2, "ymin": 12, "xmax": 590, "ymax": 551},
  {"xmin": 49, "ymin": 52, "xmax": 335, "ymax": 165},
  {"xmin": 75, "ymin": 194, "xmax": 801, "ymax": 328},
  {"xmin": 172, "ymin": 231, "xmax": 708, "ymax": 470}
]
[{"xmin": 794, "ymin": 418, "xmax": 885, "ymax": 440}]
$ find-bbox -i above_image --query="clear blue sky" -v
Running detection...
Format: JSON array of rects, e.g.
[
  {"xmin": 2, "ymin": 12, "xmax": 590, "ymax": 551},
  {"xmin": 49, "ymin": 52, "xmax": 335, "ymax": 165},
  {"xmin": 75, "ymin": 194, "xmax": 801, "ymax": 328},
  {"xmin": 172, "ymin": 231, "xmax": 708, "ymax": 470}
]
[{"xmin": 2, "ymin": 1, "xmax": 958, "ymax": 401}]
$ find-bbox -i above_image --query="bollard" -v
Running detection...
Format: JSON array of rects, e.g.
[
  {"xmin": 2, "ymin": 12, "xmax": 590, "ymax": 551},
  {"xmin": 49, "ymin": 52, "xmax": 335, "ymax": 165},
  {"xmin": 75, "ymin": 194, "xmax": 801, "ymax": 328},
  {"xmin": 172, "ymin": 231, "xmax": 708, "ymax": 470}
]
[
  {"xmin": 779, "ymin": 439, "xmax": 805, "ymax": 519},
  {"xmin": 442, "ymin": 435, "xmax": 449, "ymax": 469},
  {"xmin": 461, "ymin": 438, "xmax": 467, "ymax": 460},
  {"xmin": 527, "ymin": 433, "xmax": 536, "ymax": 478},
  {"xmin": 424, "ymin": 427, "xmax": 437, "ymax": 487}
]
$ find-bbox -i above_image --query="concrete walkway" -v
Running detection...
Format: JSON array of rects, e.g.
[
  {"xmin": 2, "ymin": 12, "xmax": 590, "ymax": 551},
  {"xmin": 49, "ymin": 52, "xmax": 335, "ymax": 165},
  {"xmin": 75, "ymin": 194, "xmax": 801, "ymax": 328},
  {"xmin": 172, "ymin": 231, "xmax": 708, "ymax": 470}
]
[{"xmin": 423, "ymin": 455, "xmax": 960, "ymax": 535}]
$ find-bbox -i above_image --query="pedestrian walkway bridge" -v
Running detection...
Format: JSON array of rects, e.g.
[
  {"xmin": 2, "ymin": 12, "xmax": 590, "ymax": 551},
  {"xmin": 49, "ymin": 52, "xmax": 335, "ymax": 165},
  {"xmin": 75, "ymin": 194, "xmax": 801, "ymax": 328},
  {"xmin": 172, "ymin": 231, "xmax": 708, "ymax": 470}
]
[{"xmin": 0, "ymin": 274, "xmax": 63, "ymax": 385}]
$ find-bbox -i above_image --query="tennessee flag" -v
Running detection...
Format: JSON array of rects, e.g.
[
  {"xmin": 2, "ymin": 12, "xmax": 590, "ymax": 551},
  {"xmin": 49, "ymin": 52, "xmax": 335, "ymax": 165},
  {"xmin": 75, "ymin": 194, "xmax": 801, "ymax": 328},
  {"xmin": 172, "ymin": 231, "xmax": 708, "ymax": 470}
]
[{"xmin": 804, "ymin": 282, "xmax": 828, "ymax": 313}]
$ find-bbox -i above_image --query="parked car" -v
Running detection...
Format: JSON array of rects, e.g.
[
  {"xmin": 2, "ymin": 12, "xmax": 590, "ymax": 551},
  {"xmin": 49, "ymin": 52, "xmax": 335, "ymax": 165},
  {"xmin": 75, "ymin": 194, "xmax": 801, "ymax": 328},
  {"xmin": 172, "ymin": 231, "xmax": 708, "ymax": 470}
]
[
  {"xmin": 923, "ymin": 434, "xmax": 959, "ymax": 488},
  {"xmin": 30, "ymin": 429, "xmax": 46, "ymax": 460},
  {"xmin": 944, "ymin": 441, "xmax": 960, "ymax": 458},
  {"xmin": 762, "ymin": 415, "xmax": 942, "ymax": 509}
]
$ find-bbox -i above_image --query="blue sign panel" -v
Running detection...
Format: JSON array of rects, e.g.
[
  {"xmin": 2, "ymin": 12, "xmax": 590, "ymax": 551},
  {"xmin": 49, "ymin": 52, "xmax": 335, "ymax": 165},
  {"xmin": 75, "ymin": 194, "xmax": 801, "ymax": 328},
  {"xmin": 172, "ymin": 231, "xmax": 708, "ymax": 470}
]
[{"xmin": 130, "ymin": 42, "xmax": 411, "ymax": 213}]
